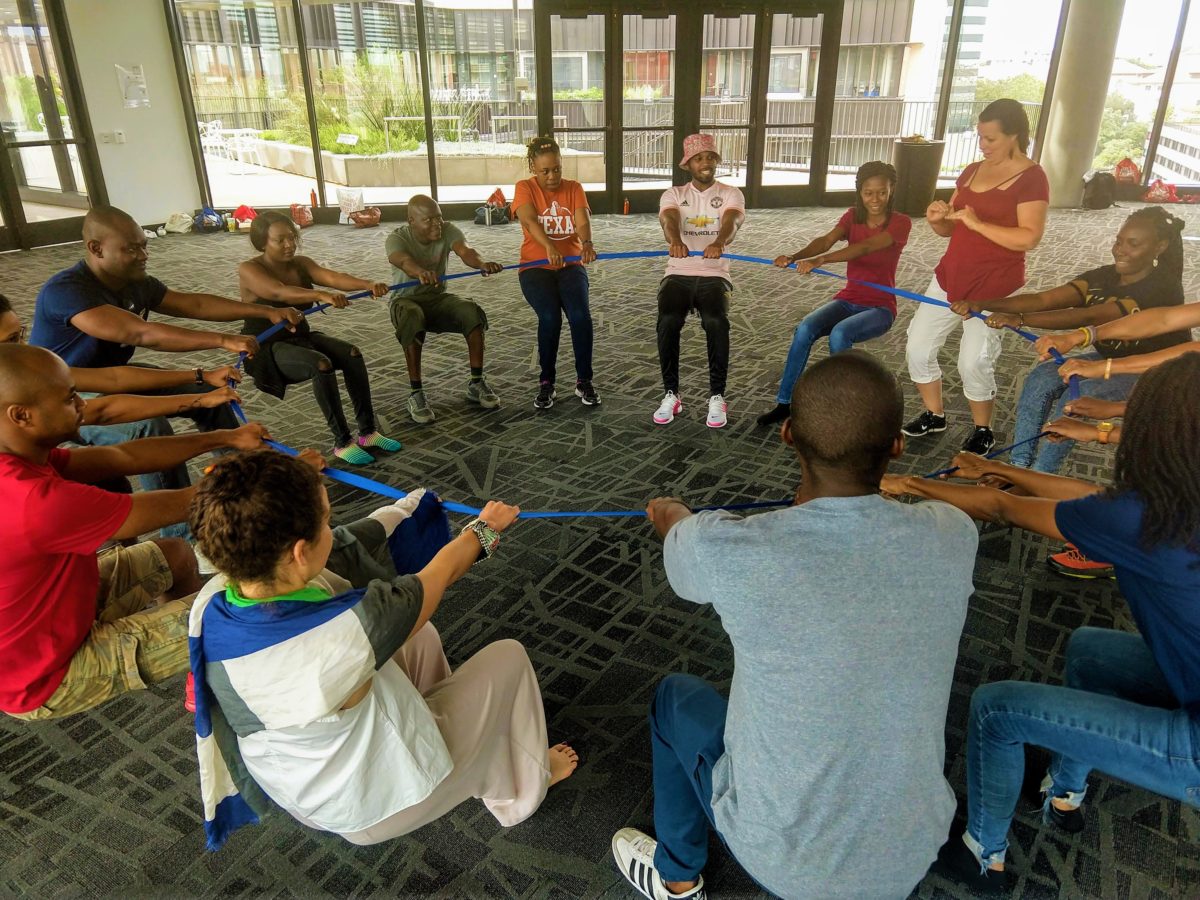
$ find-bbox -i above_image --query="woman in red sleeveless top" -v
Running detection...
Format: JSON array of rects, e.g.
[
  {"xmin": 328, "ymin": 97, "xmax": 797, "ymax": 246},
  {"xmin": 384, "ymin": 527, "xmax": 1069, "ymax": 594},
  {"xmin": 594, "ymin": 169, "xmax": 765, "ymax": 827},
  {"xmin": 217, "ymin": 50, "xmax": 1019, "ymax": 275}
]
[{"xmin": 903, "ymin": 99, "xmax": 1049, "ymax": 455}]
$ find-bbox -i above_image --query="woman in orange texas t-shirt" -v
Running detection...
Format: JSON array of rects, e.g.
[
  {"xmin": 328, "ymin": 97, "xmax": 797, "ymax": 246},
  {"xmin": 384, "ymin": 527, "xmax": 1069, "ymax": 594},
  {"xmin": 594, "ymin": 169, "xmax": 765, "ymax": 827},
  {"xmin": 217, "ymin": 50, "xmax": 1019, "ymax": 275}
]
[{"xmin": 512, "ymin": 136, "xmax": 600, "ymax": 409}]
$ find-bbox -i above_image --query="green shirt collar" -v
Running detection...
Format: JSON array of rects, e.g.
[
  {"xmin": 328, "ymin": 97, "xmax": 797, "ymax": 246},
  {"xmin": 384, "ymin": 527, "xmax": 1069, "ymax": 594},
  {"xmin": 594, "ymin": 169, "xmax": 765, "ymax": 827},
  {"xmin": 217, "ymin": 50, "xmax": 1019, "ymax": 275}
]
[{"xmin": 225, "ymin": 583, "xmax": 332, "ymax": 608}]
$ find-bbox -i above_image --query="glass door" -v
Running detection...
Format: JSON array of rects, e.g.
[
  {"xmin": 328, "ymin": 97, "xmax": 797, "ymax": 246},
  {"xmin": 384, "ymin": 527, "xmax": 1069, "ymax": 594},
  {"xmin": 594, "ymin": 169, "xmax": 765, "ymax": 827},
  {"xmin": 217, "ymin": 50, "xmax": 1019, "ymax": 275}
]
[
  {"xmin": 621, "ymin": 13, "xmax": 676, "ymax": 197},
  {"xmin": 0, "ymin": 0, "xmax": 100, "ymax": 249},
  {"xmin": 546, "ymin": 11, "xmax": 608, "ymax": 200}
]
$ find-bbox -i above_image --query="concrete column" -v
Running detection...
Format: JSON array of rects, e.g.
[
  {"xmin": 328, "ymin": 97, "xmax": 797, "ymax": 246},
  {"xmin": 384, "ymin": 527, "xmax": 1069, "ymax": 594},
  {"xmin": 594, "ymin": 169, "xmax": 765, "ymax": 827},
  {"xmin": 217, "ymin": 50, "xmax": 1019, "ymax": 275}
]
[{"xmin": 1040, "ymin": 0, "xmax": 1126, "ymax": 207}]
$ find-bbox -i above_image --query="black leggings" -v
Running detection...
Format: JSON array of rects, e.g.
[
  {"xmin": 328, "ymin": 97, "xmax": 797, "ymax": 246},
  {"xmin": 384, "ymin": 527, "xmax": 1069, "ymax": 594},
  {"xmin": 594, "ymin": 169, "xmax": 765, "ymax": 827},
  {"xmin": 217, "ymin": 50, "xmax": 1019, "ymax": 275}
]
[{"xmin": 273, "ymin": 331, "xmax": 376, "ymax": 447}]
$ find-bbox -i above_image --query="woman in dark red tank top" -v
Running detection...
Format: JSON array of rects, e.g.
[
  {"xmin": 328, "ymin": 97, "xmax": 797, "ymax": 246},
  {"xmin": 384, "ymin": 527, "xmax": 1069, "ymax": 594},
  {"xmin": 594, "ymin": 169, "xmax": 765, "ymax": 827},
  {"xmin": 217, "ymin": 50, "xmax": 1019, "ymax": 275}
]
[{"xmin": 902, "ymin": 99, "xmax": 1049, "ymax": 455}]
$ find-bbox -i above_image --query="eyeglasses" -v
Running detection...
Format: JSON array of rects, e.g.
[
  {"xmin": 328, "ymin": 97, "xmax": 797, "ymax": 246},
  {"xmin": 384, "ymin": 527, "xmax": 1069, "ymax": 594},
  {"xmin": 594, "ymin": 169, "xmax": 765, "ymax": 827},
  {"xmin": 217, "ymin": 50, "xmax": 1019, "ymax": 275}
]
[{"xmin": 2, "ymin": 326, "xmax": 26, "ymax": 344}]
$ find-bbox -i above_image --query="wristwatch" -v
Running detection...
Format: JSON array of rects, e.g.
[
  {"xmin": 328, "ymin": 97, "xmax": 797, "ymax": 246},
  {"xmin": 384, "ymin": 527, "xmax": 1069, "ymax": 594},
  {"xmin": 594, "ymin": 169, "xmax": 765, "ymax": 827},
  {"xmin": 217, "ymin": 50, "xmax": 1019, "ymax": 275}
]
[
  {"xmin": 194, "ymin": 367, "xmax": 205, "ymax": 385},
  {"xmin": 463, "ymin": 518, "xmax": 500, "ymax": 561},
  {"xmin": 1097, "ymin": 421, "xmax": 1115, "ymax": 444}
]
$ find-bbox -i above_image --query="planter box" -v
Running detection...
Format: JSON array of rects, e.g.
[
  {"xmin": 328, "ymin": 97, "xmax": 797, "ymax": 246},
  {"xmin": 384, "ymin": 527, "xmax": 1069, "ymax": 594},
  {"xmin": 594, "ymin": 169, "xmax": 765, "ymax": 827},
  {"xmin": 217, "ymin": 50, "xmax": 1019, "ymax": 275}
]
[{"xmin": 252, "ymin": 139, "xmax": 601, "ymax": 189}]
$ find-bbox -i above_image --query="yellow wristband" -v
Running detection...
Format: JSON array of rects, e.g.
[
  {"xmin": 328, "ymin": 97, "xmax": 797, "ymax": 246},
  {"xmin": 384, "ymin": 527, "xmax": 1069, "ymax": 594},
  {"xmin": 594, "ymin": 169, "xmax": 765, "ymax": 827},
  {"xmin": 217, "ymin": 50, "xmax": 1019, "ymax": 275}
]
[
  {"xmin": 1077, "ymin": 326, "xmax": 1092, "ymax": 348},
  {"xmin": 1104, "ymin": 358, "xmax": 1113, "ymax": 380}
]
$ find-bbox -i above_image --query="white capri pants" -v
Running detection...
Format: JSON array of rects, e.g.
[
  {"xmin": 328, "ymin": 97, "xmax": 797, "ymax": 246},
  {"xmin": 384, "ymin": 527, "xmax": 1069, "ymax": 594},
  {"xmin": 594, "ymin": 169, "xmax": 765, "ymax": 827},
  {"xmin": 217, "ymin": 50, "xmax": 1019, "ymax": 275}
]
[{"xmin": 905, "ymin": 276, "xmax": 1004, "ymax": 402}]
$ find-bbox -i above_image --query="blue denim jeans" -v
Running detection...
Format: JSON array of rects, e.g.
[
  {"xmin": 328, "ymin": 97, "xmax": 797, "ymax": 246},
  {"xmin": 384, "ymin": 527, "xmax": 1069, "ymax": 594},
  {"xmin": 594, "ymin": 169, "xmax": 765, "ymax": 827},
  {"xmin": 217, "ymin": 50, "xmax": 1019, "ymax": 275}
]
[
  {"xmin": 1011, "ymin": 350, "xmax": 1139, "ymax": 472},
  {"xmin": 649, "ymin": 674, "xmax": 729, "ymax": 882},
  {"xmin": 966, "ymin": 627, "xmax": 1200, "ymax": 864},
  {"xmin": 518, "ymin": 265, "xmax": 593, "ymax": 384},
  {"xmin": 775, "ymin": 300, "xmax": 894, "ymax": 404}
]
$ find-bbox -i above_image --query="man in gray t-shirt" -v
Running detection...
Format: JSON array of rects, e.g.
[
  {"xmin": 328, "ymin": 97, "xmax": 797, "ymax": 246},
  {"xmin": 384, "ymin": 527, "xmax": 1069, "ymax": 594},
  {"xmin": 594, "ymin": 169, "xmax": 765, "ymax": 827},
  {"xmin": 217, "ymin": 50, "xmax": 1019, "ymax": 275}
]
[
  {"xmin": 612, "ymin": 351, "xmax": 978, "ymax": 900},
  {"xmin": 385, "ymin": 195, "xmax": 502, "ymax": 425}
]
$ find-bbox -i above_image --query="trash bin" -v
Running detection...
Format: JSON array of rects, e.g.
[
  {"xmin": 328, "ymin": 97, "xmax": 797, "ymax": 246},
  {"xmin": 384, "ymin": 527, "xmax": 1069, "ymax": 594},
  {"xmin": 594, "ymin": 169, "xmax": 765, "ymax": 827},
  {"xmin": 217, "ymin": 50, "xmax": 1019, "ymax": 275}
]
[{"xmin": 892, "ymin": 139, "xmax": 945, "ymax": 217}]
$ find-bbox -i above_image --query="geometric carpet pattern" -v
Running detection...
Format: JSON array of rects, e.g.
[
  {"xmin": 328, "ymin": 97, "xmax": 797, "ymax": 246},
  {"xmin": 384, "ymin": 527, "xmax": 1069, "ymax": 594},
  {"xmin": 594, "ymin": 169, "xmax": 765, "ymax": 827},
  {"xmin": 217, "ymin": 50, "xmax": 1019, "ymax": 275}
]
[{"xmin": 1, "ymin": 202, "xmax": 1198, "ymax": 899}]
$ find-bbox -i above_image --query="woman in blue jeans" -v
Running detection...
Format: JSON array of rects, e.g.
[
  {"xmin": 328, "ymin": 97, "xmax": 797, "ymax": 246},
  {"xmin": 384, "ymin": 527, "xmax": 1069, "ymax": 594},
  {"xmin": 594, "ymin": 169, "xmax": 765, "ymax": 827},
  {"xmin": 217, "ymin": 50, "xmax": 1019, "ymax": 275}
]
[
  {"xmin": 882, "ymin": 353, "xmax": 1200, "ymax": 894},
  {"xmin": 949, "ymin": 206, "xmax": 1185, "ymax": 474},
  {"xmin": 757, "ymin": 161, "xmax": 911, "ymax": 426}
]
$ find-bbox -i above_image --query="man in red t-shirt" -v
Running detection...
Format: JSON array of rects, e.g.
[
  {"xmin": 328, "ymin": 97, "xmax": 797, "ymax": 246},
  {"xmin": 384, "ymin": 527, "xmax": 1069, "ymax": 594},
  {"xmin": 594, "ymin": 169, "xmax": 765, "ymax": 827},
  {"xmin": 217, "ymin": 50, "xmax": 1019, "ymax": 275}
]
[{"xmin": 0, "ymin": 344, "xmax": 268, "ymax": 720}]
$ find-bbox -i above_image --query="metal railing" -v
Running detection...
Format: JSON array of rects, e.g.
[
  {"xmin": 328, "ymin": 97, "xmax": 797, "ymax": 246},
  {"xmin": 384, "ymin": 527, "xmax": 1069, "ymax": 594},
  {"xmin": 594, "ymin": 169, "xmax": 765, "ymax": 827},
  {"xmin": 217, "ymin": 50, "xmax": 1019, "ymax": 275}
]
[{"xmin": 191, "ymin": 88, "xmax": 1040, "ymax": 183}]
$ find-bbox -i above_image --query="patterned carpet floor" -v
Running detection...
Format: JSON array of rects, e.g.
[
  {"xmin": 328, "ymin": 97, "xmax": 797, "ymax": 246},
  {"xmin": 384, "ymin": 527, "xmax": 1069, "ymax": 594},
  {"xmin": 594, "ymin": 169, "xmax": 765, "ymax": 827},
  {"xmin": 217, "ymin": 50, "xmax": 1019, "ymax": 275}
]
[{"xmin": 1, "ymin": 201, "xmax": 1198, "ymax": 899}]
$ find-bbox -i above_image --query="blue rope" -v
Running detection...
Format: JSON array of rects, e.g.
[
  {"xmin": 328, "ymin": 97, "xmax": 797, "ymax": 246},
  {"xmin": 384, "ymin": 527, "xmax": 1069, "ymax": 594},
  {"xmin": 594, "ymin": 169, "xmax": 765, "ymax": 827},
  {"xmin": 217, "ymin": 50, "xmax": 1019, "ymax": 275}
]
[{"xmin": 225, "ymin": 250, "xmax": 1068, "ymax": 517}]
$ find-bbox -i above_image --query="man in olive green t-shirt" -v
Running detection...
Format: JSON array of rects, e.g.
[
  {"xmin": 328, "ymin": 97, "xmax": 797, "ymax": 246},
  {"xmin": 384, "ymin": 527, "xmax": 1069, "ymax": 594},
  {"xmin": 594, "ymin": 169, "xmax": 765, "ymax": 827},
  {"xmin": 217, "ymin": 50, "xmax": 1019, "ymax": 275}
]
[{"xmin": 385, "ymin": 195, "xmax": 503, "ymax": 424}]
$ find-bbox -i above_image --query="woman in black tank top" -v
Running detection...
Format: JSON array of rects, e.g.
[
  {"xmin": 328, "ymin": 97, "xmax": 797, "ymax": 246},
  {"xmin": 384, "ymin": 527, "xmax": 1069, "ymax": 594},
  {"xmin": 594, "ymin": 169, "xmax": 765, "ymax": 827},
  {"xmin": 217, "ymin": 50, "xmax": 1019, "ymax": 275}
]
[{"xmin": 238, "ymin": 211, "xmax": 400, "ymax": 464}]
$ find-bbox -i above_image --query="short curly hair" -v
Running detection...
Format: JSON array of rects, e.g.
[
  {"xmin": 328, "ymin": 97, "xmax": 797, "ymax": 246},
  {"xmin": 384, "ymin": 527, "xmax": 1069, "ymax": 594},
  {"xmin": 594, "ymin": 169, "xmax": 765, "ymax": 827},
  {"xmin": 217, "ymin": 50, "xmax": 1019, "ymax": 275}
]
[
  {"xmin": 249, "ymin": 210, "xmax": 299, "ymax": 253},
  {"xmin": 189, "ymin": 450, "xmax": 325, "ymax": 582}
]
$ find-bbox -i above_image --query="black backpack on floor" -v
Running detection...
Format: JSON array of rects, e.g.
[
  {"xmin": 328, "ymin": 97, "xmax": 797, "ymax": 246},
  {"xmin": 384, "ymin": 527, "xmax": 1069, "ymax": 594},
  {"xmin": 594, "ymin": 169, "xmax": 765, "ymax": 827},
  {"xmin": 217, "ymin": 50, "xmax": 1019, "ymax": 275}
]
[{"xmin": 1083, "ymin": 171, "xmax": 1117, "ymax": 209}]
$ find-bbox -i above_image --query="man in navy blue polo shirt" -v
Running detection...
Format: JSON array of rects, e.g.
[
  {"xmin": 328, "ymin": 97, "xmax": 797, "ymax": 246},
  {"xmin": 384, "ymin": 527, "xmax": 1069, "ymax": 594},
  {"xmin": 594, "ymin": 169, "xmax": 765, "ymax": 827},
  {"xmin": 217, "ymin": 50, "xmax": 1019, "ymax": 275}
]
[{"xmin": 31, "ymin": 206, "xmax": 301, "ymax": 535}]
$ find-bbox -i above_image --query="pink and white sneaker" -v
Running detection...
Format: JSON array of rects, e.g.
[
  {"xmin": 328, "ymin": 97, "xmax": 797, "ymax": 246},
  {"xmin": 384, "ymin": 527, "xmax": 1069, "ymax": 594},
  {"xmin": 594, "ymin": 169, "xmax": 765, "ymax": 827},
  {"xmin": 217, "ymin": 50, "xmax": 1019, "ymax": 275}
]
[
  {"xmin": 706, "ymin": 394, "xmax": 728, "ymax": 428},
  {"xmin": 653, "ymin": 391, "xmax": 682, "ymax": 425}
]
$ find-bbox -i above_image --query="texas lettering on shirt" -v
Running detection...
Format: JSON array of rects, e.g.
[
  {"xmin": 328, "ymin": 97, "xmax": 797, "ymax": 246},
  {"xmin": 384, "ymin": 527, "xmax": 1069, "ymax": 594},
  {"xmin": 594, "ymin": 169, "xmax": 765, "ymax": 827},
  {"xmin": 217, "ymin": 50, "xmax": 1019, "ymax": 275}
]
[{"xmin": 538, "ymin": 200, "xmax": 576, "ymax": 239}]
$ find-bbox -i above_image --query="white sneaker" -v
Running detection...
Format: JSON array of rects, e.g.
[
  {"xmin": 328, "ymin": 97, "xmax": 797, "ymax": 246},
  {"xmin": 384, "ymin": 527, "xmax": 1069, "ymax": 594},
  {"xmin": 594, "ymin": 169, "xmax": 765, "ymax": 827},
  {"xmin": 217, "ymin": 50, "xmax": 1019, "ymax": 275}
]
[
  {"xmin": 611, "ymin": 828, "xmax": 706, "ymax": 900},
  {"xmin": 706, "ymin": 395, "xmax": 727, "ymax": 428},
  {"xmin": 653, "ymin": 391, "xmax": 682, "ymax": 425}
]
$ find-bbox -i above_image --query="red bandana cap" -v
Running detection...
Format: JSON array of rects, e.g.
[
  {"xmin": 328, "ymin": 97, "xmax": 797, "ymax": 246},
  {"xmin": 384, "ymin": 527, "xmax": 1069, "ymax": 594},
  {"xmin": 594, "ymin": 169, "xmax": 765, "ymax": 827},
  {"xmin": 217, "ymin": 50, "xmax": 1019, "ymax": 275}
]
[{"xmin": 679, "ymin": 133, "xmax": 721, "ymax": 168}]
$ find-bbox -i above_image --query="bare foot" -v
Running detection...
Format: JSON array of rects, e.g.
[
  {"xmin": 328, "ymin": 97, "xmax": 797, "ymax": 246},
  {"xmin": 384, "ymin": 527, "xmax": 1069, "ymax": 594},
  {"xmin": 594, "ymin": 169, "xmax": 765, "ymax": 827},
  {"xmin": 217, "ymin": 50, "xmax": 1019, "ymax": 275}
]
[{"xmin": 548, "ymin": 742, "xmax": 579, "ymax": 786}]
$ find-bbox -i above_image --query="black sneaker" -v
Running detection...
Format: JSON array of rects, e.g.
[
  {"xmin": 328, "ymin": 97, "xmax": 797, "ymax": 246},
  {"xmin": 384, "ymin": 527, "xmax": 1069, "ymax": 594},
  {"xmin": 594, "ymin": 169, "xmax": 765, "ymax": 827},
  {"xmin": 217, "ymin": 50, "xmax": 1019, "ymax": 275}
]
[
  {"xmin": 755, "ymin": 403, "xmax": 790, "ymax": 427},
  {"xmin": 901, "ymin": 410, "xmax": 947, "ymax": 437},
  {"xmin": 1042, "ymin": 799, "xmax": 1086, "ymax": 834},
  {"xmin": 534, "ymin": 381, "xmax": 556, "ymax": 410},
  {"xmin": 963, "ymin": 426, "xmax": 996, "ymax": 455},
  {"xmin": 575, "ymin": 379, "xmax": 601, "ymax": 406},
  {"xmin": 930, "ymin": 834, "xmax": 1008, "ymax": 895}
]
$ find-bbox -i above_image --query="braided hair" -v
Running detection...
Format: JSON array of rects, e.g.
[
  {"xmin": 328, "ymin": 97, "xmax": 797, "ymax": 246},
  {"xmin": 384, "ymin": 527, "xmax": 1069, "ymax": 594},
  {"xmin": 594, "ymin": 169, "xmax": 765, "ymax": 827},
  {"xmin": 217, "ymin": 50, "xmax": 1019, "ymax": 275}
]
[
  {"xmin": 852, "ymin": 160, "xmax": 897, "ymax": 225},
  {"xmin": 1111, "ymin": 352, "xmax": 1200, "ymax": 551},
  {"xmin": 526, "ymin": 135, "xmax": 560, "ymax": 169},
  {"xmin": 1124, "ymin": 206, "xmax": 1185, "ymax": 287}
]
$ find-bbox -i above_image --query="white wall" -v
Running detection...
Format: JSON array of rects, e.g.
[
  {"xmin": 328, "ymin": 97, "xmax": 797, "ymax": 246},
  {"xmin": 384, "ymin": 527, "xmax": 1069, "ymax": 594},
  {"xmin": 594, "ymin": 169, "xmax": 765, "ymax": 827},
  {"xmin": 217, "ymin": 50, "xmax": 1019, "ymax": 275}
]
[{"xmin": 64, "ymin": 0, "xmax": 200, "ymax": 225}]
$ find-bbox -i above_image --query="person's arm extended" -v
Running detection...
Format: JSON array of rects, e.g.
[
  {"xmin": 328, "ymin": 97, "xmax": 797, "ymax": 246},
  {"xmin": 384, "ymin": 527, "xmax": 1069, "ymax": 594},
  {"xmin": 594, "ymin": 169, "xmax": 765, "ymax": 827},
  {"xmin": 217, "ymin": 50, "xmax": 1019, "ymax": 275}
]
[
  {"xmin": 514, "ymin": 202, "xmax": 563, "ymax": 265},
  {"xmin": 882, "ymin": 476, "xmax": 1066, "ymax": 540},
  {"xmin": 659, "ymin": 207, "xmax": 687, "ymax": 256},
  {"xmin": 451, "ymin": 240, "xmax": 503, "ymax": 275},
  {"xmin": 707, "ymin": 207, "xmax": 745, "ymax": 256},
  {"xmin": 69, "ymin": 305, "xmax": 258, "ymax": 356},
  {"xmin": 1015, "ymin": 300, "xmax": 1127, "ymax": 331},
  {"xmin": 805, "ymin": 228, "xmax": 893, "ymax": 268},
  {"xmin": 647, "ymin": 496, "xmax": 693, "ymax": 540},
  {"xmin": 238, "ymin": 259, "xmax": 330, "ymax": 307},
  {"xmin": 412, "ymin": 501, "xmax": 519, "ymax": 638},
  {"xmin": 114, "ymin": 488, "xmax": 197, "ymax": 540},
  {"xmin": 1058, "ymin": 340, "xmax": 1200, "ymax": 380},
  {"xmin": 298, "ymin": 257, "xmax": 388, "ymax": 296},
  {"xmin": 81, "ymin": 386, "xmax": 240, "ymax": 426},
  {"xmin": 70, "ymin": 363, "xmax": 241, "ymax": 394},
  {"xmin": 1044, "ymin": 416, "xmax": 1122, "ymax": 446},
  {"xmin": 949, "ymin": 198, "xmax": 1048, "ymax": 253},
  {"xmin": 959, "ymin": 282, "xmax": 1082, "ymax": 316},
  {"xmin": 1036, "ymin": 302, "xmax": 1200, "ymax": 360},
  {"xmin": 60, "ymin": 423, "xmax": 268, "ymax": 483},
  {"xmin": 386, "ymin": 247, "xmax": 443, "ymax": 286},
  {"xmin": 940, "ymin": 452, "xmax": 1102, "ymax": 501},
  {"xmin": 775, "ymin": 224, "xmax": 845, "ymax": 267},
  {"xmin": 158, "ymin": 288, "xmax": 295, "ymax": 323},
  {"xmin": 575, "ymin": 206, "xmax": 596, "ymax": 263}
]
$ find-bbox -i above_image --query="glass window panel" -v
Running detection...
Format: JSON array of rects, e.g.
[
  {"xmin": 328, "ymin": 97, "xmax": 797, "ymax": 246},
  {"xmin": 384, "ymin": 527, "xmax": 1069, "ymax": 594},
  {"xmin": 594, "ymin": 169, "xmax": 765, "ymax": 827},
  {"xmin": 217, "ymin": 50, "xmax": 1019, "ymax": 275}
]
[
  {"xmin": 1115, "ymin": 0, "xmax": 1191, "ymax": 182},
  {"xmin": 763, "ymin": 13, "xmax": 823, "ymax": 186},
  {"xmin": 175, "ymin": 0, "xmax": 319, "ymax": 208},
  {"xmin": 623, "ymin": 14, "xmax": 674, "ymax": 190},
  {"xmin": 623, "ymin": 128, "xmax": 672, "ymax": 190},
  {"xmin": 823, "ymin": 1, "xmax": 953, "ymax": 190},
  {"xmin": 423, "ymin": 0, "xmax": 535, "ymax": 204},
  {"xmin": 708, "ymin": 129, "xmax": 748, "ymax": 188},
  {"xmin": 551, "ymin": 14, "xmax": 604, "ymax": 128},
  {"xmin": 556, "ymin": 130, "xmax": 604, "ymax": 191},
  {"xmin": 937, "ymin": 0, "xmax": 1063, "ymax": 183},
  {"xmin": 700, "ymin": 13, "xmax": 753, "ymax": 132},
  {"xmin": 300, "ymin": 0, "xmax": 431, "ymax": 206}
]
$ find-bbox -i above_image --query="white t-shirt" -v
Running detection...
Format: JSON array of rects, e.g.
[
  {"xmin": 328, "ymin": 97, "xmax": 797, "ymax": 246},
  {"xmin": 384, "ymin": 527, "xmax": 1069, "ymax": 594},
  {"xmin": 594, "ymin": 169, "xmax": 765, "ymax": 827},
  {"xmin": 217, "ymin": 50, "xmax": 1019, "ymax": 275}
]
[{"xmin": 658, "ymin": 181, "xmax": 746, "ymax": 279}]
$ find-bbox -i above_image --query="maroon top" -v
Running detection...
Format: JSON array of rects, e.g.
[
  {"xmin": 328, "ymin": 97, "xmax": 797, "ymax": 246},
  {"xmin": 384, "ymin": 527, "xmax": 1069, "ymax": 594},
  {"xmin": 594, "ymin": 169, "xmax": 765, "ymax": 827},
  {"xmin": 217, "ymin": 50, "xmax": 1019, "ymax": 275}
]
[
  {"xmin": 934, "ymin": 161, "xmax": 1049, "ymax": 303},
  {"xmin": 834, "ymin": 209, "xmax": 912, "ymax": 315}
]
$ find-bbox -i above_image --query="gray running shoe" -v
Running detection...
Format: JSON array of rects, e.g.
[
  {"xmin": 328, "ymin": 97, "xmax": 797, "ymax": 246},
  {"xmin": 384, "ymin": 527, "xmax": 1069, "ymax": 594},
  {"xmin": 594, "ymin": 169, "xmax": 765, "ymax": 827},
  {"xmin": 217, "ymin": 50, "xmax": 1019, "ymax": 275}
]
[
  {"xmin": 466, "ymin": 377, "xmax": 500, "ymax": 409},
  {"xmin": 407, "ymin": 389, "xmax": 435, "ymax": 424}
]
